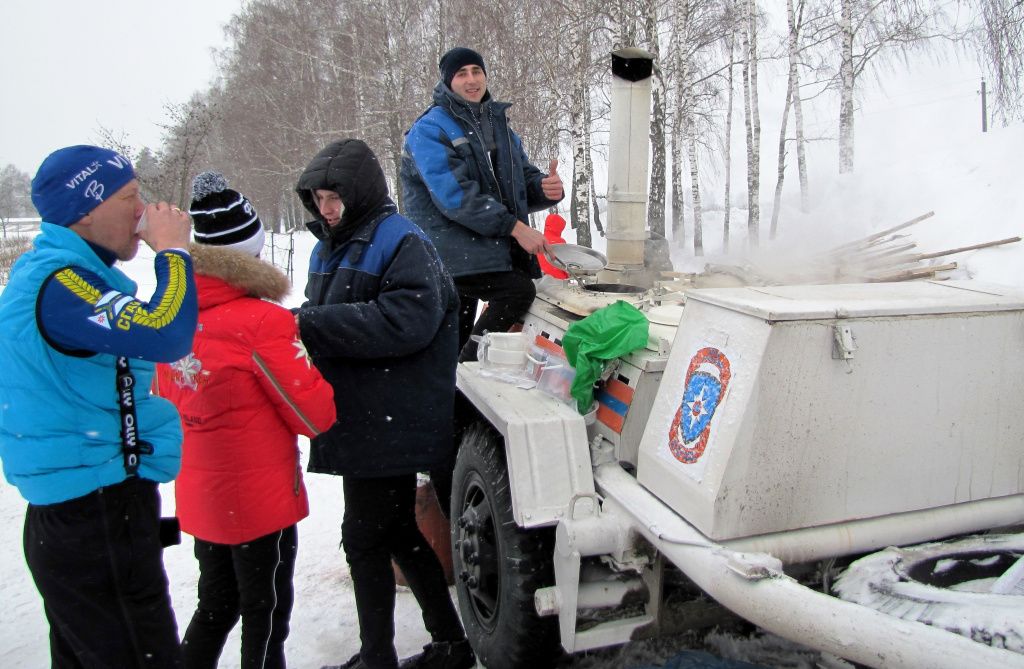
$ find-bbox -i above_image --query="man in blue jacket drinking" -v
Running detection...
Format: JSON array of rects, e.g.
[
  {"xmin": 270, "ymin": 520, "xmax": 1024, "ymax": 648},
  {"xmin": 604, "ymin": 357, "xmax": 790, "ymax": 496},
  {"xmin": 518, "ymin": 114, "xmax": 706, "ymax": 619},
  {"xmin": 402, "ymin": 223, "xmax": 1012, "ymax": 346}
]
[{"xmin": 0, "ymin": 145, "xmax": 198, "ymax": 668}]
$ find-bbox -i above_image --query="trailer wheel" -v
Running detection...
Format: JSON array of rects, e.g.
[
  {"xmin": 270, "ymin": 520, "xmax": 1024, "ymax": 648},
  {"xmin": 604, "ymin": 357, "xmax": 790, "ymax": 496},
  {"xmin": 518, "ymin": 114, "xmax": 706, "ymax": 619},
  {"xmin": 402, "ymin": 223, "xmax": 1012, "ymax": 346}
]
[
  {"xmin": 833, "ymin": 533, "xmax": 1024, "ymax": 653},
  {"xmin": 451, "ymin": 423, "xmax": 561, "ymax": 669}
]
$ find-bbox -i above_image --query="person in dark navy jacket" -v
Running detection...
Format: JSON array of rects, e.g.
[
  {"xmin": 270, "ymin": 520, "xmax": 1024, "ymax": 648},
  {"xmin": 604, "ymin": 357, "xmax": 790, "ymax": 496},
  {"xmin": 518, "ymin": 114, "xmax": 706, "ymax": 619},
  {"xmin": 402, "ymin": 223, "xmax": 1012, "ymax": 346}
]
[
  {"xmin": 401, "ymin": 46, "xmax": 564, "ymax": 363},
  {"xmin": 295, "ymin": 138, "xmax": 473, "ymax": 669}
]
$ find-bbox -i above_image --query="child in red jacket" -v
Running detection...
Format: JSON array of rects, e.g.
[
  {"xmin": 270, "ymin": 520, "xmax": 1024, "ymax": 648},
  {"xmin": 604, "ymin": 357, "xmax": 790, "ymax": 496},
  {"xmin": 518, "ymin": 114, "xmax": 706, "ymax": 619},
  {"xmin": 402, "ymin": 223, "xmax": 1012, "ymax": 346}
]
[{"xmin": 157, "ymin": 172, "xmax": 336, "ymax": 669}]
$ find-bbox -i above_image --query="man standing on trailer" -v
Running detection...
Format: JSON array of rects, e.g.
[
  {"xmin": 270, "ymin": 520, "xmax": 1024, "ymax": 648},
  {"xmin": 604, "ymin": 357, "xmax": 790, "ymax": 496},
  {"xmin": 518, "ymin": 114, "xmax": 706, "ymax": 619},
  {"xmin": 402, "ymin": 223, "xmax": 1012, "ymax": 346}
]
[{"xmin": 401, "ymin": 46, "xmax": 564, "ymax": 364}]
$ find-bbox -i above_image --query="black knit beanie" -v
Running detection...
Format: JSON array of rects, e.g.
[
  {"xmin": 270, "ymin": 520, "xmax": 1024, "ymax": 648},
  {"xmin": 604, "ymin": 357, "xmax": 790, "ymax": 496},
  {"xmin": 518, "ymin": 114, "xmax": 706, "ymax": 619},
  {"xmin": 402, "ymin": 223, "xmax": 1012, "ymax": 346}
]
[
  {"xmin": 189, "ymin": 171, "xmax": 265, "ymax": 256},
  {"xmin": 439, "ymin": 47, "xmax": 486, "ymax": 89}
]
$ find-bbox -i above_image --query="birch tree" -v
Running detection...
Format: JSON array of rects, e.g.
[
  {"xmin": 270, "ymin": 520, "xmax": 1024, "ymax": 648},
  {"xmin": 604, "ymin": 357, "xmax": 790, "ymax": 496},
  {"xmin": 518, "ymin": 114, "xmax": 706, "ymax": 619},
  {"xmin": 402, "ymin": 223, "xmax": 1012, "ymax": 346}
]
[
  {"xmin": 741, "ymin": 0, "xmax": 762, "ymax": 248},
  {"xmin": 769, "ymin": 0, "xmax": 805, "ymax": 238},
  {"xmin": 666, "ymin": 0, "xmax": 732, "ymax": 256},
  {"xmin": 669, "ymin": 0, "xmax": 691, "ymax": 249},
  {"xmin": 837, "ymin": 0, "xmax": 856, "ymax": 174},
  {"xmin": 612, "ymin": 0, "xmax": 642, "ymax": 49},
  {"xmin": 972, "ymin": 0, "xmax": 1024, "ymax": 122},
  {"xmin": 722, "ymin": 19, "xmax": 736, "ymax": 252},
  {"xmin": 207, "ymin": 0, "xmax": 356, "ymax": 228},
  {"xmin": 792, "ymin": 9, "xmax": 811, "ymax": 215},
  {"xmin": 832, "ymin": 0, "xmax": 935, "ymax": 173},
  {"xmin": 644, "ymin": 0, "xmax": 669, "ymax": 237},
  {"xmin": 160, "ymin": 96, "xmax": 220, "ymax": 208},
  {"xmin": 346, "ymin": 0, "xmax": 437, "ymax": 201},
  {"xmin": 566, "ymin": 4, "xmax": 599, "ymax": 248}
]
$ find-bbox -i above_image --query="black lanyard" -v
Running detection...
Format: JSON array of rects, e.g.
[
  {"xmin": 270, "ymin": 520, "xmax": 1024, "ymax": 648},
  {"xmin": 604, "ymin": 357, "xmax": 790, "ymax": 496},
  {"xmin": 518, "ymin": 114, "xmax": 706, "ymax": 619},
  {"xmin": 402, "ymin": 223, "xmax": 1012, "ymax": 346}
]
[{"xmin": 115, "ymin": 356, "xmax": 153, "ymax": 476}]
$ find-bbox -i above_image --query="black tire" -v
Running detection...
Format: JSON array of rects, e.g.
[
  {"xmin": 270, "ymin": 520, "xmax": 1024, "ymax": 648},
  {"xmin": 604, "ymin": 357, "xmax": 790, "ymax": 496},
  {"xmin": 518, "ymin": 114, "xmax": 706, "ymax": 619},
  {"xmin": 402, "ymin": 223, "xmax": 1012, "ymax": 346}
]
[
  {"xmin": 451, "ymin": 422, "xmax": 562, "ymax": 669},
  {"xmin": 834, "ymin": 534, "xmax": 1024, "ymax": 653}
]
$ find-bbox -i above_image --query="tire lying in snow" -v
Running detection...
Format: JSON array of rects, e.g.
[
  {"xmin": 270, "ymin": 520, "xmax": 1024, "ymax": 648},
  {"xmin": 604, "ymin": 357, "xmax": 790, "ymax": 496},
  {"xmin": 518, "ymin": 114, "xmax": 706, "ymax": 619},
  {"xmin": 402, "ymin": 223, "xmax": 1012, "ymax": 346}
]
[
  {"xmin": 833, "ymin": 533, "xmax": 1024, "ymax": 653},
  {"xmin": 451, "ymin": 422, "xmax": 562, "ymax": 669}
]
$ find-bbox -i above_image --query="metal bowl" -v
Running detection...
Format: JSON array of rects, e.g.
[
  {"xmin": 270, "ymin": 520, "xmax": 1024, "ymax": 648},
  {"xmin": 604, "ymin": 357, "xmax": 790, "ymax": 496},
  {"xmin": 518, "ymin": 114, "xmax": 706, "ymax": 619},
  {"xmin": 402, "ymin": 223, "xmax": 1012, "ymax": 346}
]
[{"xmin": 548, "ymin": 244, "xmax": 607, "ymax": 274}]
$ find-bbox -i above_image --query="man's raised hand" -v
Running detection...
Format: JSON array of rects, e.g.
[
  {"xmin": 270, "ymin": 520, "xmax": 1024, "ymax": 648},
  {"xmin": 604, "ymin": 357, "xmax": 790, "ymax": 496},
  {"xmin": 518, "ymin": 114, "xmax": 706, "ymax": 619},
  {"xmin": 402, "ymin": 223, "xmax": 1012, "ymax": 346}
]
[{"xmin": 541, "ymin": 159, "xmax": 563, "ymax": 201}]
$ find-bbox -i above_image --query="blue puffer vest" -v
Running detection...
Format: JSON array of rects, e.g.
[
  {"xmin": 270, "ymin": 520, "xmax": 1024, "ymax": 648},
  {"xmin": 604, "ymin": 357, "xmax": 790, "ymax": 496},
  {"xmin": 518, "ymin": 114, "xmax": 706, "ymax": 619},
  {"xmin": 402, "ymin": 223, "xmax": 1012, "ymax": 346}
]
[{"xmin": 0, "ymin": 224, "xmax": 182, "ymax": 504}]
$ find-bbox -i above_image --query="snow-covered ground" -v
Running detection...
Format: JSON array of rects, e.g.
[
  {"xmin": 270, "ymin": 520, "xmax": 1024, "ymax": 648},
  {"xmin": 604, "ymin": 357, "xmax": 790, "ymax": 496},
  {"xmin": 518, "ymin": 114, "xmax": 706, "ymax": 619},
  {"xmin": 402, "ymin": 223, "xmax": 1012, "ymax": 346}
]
[{"xmin": 3, "ymin": 55, "xmax": 1024, "ymax": 668}]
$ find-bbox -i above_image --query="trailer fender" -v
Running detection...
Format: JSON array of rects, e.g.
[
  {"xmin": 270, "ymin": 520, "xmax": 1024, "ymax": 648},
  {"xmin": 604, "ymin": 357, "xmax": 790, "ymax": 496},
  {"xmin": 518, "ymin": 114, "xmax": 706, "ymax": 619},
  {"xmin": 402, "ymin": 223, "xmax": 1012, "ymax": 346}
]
[{"xmin": 456, "ymin": 363, "xmax": 595, "ymax": 527}]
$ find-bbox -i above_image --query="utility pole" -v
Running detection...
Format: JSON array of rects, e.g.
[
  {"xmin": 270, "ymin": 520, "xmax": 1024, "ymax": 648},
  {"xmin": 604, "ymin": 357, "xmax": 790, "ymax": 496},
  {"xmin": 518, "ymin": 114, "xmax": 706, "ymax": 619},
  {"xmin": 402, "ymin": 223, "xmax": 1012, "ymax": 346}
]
[{"xmin": 981, "ymin": 78, "xmax": 988, "ymax": 132}]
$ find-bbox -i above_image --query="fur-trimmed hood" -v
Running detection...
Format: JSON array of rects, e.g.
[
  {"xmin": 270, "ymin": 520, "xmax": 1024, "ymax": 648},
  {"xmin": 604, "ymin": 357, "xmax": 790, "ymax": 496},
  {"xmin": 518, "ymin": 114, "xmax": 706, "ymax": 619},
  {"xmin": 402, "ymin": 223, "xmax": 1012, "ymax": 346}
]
[{"xmin": 189, "ymin": 243, "xmax": 290, "ymax": 306}]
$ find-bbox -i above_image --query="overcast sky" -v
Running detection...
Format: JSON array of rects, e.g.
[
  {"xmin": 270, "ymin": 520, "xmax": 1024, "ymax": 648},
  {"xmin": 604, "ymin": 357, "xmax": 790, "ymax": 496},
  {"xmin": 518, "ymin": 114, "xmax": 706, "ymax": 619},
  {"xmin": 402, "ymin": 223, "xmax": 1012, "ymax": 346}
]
[{"xmin": 0, "ymin": 0, "xmax": 244, "ymax": 176}]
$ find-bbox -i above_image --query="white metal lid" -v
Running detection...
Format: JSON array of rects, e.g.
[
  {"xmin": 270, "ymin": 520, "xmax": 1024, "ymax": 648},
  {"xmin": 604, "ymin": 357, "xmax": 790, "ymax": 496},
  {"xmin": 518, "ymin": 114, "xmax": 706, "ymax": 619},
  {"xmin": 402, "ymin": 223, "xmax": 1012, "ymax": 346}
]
[{"xmin": 684, "ymin": 280, "xmax": 1024, "ymax": 321}]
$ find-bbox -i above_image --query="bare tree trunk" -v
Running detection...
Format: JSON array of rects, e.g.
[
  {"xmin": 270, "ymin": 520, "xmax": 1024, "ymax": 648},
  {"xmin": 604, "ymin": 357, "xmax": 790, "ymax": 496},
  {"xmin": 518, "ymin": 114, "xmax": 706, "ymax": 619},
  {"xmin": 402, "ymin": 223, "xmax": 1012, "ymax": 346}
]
[
  {"xmin": 686, "ymin": 122, "xmax": 704, "ymax": 257},
  {"xmin": 838, "ymin": 0, "xmax": 855, "ymax": 173},
  {"xmin": 436, "ymin": 0, "xmax": 446, "ymax": 64},
  {"xmin": 723, "ymin": 24, "xmax": 735, "ymax": 253},
  {"xmin": 790, "ymin": 0, "xmax": 809, "ymax": 213},
  {"xmin": 612, "ymin": 0, "xmax": 639, "ymax": 49},
  {"xmin": 975, "ymin": 0, "xmax": 1024, "ymax": 121},
  {"xmin": 747, "ymin": 0, "xmax": 761, "ymax": 248},
  {"xmin": 670, "ymin": 110, "xmax": 685, "ymax": 248},
  {"xmin": 770, "ymin": 0, "xmax": 802, "ymax": 240},
  {"xmin": 589, "ymin": 156, "xmax": 604, "ymax": 240},
  {"xmin": 645, "ymin": 0, "xmax": 667, "ymax": 237},
  {"xmin": 740, "ymin": 0, "xmax": 758, "ymax": 248},
  {"xmin": 794, "ymin": 70, "xmax": 809, "ymax": 210},
  {"xmin": 569, "ymin": 18, "xmax": 593, "ymax": 248},
  {"xmin": 769, "ymin": 88, "xmax": 791, "ymax": 241},
  {"xmin": 670, "ymin": 0, "xmax": 689, "ymax": 249},
  {"xmin": 383, "ymin": 31, "xmax": 405, "ymax": 209}
]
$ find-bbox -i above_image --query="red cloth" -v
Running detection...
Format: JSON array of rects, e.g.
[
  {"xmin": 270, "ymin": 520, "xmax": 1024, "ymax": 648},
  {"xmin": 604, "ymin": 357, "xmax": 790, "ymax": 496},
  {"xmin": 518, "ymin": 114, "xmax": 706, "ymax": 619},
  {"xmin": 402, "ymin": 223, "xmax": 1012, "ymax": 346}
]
[
  {"xmin": 157, "ymin": 272, "xmax": 336, "ymax": 545},
  {"xmin": 537, "ymin": 213, "xmax": 569, "ymax": 279}
]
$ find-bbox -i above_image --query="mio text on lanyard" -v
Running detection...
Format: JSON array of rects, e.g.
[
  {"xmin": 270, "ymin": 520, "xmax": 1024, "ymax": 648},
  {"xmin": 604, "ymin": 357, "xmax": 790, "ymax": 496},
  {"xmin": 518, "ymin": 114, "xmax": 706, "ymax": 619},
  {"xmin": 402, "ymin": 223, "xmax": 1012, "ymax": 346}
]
[{"xmin": 116, "ymin": 356, "xmax": 154, "ymax": 476}]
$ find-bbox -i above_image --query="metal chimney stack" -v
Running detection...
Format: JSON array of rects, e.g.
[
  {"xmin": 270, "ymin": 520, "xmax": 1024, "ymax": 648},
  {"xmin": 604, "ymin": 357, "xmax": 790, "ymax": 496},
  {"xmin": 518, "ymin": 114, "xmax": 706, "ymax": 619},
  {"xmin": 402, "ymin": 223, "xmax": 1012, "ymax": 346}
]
[{"xmin": 599, "ymin": 48, "xmax": 655, "ymax": 287}]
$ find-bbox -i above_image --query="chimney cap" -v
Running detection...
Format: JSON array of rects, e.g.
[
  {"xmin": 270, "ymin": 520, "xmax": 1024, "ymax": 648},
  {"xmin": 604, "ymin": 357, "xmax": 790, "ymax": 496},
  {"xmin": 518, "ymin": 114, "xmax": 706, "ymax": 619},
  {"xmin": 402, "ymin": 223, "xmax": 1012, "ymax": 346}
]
[{"xmin": 611, "ymin": 48, "xmax": 654, "ymax": 82}]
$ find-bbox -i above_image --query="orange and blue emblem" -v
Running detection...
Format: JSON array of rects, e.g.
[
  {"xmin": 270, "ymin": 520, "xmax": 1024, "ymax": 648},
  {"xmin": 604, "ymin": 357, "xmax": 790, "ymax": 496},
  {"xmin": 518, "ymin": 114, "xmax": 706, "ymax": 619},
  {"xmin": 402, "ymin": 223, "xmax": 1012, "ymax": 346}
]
[{"xmin": 668, "ymin": 347, "xmax": 731, "ymax": 464}]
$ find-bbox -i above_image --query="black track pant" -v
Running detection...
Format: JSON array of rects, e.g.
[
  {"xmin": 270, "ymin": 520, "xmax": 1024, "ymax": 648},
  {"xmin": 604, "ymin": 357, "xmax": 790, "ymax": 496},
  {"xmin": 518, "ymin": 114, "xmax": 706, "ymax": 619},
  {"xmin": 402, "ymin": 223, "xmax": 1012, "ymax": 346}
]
[
  {"xmin": 24, "ymin": 478, "xmax": 181, "ymax": 669},
  {"xmin": 454, "ymin": 269, "xmax": 536, "ymax": 362},
  {"xmin": 342, "ymin": 475, "xmax": 465, "ymax": 669},
  {"xmin": 182, "ymin": 525, "xmax": 298, "ymax": 669}
]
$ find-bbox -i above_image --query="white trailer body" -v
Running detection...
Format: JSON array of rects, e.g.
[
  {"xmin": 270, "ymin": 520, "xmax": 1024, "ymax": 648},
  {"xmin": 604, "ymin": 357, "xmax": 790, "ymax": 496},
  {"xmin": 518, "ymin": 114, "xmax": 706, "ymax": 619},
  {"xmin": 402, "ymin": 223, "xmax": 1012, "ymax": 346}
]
[
  {"xmin": 446, "ymin": 46, "xmax": 1024, "ymax": 669},
  {"xmin": 452, "ymin": 280, "xmax": 1024, "ymax": 669},
  {"xmin": 638, "ymin": 280, "xmax": 1024, "ymax": 541}
]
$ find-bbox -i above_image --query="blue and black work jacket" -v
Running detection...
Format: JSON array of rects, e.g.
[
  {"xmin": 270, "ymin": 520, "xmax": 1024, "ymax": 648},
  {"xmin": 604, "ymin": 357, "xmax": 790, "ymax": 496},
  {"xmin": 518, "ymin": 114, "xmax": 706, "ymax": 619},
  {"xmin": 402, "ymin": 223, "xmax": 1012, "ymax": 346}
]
[
  {"xmin": 400, "ymin": 82, "xmax": 561, "ymax": 278},
  {"xmin": 296, "ymin": 139, "xmax": 460, "ymax": 478}
]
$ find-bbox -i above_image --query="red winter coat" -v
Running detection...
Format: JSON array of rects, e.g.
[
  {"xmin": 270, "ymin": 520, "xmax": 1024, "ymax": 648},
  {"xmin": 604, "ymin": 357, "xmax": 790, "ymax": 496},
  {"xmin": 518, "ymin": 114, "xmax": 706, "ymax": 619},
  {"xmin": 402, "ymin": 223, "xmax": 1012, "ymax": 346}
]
[{"xmin": 157, "ymin": 245, "xmax": 336, "ymax": 545}]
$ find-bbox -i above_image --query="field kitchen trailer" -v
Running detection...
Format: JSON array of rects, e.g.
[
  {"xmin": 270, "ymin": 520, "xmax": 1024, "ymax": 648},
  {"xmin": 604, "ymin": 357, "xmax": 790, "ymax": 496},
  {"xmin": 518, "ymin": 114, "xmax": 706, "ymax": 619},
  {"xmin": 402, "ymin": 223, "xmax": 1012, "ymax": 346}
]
[{"xmin": 446, "ymin": 48, "xmax": 1024, "ymax": 669}]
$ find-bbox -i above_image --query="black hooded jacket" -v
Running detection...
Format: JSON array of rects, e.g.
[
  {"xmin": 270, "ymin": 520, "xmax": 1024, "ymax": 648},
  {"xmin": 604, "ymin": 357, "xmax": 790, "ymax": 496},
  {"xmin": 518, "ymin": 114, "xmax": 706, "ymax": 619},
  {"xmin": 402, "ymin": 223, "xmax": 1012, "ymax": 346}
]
[{"xmin": 295, "ymin": 139, "xmax": 460, "ymax": 477}]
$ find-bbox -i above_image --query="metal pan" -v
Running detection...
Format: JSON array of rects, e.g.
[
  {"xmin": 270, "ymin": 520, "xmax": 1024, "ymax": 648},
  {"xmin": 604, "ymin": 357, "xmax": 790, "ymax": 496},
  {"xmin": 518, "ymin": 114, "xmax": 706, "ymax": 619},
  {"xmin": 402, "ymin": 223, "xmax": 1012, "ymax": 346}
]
[{"xmin": 547, "ymin": 244, "xmax": 607, "ymax": 275}]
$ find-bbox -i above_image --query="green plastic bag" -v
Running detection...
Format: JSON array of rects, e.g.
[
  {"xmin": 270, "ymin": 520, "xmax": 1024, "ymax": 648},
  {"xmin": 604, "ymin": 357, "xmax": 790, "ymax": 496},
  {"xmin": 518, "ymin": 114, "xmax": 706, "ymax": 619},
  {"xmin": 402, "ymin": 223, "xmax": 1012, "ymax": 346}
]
[{"xmin": 561, "ymin": 300, "xmax": 650, "ymax": 414}]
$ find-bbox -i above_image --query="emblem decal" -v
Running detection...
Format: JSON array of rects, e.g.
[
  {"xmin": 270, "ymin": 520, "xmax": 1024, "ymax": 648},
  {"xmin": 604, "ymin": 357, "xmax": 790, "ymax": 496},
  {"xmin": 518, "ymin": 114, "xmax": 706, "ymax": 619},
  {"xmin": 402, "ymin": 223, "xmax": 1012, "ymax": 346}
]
[
  {"xmin": 170, "ymin": 353, "xmax": 203, "ymax": 390},
  {"xmin": 668, "ymin": 347, "xmax": 731, "ymax": 464},
  {"xmin": 292, "ymin": 338, "xmax": 312, "ymax": 368}
]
